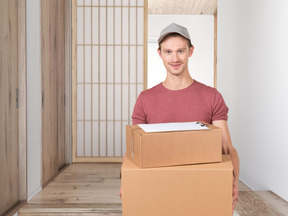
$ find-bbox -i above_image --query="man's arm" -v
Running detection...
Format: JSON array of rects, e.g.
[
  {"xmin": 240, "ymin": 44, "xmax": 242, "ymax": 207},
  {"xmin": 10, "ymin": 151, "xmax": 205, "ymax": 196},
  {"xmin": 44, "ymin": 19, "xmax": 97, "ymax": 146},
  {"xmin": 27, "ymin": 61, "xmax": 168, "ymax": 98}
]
[
  {"xmin": 212, "ymin": 120, "xmax": 239, "ymax": 211},
  {"xmin": 131, "ymin": 93, "xmax": 147, "ymax": 124}
]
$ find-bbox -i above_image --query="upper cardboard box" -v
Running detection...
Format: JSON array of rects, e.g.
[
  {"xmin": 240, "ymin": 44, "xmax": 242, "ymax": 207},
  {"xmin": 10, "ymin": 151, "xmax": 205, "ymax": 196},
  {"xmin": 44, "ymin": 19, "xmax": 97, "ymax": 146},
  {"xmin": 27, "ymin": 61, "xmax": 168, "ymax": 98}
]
[{"xmin": 126, "ymin": 122, "xmax": 222, "ymax": 168}]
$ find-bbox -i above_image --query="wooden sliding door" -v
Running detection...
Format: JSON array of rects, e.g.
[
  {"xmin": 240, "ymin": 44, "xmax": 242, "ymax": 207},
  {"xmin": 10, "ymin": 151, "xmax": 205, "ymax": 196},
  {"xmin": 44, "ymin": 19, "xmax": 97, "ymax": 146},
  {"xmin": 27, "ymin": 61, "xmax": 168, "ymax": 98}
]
[
  {"xmin": 72, "ymin": 0, "xmax": 148, "ymax": 162},
  {"xmin": 0, "ymin": 0, "xmax": 26, "ymax": 215},
  {"xmin": 41, "ymin": 0, "xmax": 66, "ymax": 185},
  {"xmin": 0, "ymin": 0, "xmax": 19, "ymax": 213}
]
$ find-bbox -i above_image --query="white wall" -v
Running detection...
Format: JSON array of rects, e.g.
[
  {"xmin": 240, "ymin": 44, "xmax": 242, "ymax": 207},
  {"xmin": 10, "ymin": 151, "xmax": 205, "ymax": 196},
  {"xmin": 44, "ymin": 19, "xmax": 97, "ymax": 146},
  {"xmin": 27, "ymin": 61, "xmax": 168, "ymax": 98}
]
[
  {"xmin": 27, "ymin": 0, "xmax": 42, "ymax": 199},
  {"xmin": 148, "ymin": 15, "xmax": 214, "ymax": 88},
  {"xmin": 218, "ymin": 0, "xmax": 288, "ymax": 201}
]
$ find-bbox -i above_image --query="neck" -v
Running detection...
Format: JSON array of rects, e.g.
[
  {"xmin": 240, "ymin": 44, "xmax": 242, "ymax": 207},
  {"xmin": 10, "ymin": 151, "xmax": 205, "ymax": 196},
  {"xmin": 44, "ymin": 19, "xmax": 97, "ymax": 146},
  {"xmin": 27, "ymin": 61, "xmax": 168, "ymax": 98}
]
[{"xmin": 162, "ymin": 73, "xmax": 194, "ymax": 90}]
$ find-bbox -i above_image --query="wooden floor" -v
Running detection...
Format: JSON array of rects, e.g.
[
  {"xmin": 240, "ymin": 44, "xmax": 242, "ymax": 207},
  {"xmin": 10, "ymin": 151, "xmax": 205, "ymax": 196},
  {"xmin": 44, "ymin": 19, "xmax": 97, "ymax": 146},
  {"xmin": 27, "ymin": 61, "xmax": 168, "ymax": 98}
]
[{"xmin": 19, "ymin": 163, "xmax": 288, "ymax": 216}]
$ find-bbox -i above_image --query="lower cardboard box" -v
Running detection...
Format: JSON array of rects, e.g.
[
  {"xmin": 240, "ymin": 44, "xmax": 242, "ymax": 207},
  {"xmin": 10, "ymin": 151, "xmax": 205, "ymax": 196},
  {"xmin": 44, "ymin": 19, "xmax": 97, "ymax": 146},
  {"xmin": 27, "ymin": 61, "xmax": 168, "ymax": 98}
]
[{"xmin": 121, "ymin": 155, "xmax": 233, "ymax": 216}]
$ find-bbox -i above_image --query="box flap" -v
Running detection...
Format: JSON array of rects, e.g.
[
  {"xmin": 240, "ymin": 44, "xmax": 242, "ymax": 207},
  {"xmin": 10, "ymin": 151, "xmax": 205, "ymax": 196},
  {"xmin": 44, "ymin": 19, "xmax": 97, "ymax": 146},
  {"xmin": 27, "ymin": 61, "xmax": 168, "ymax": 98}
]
[{"xmin": 122, "ymin": 155, "xmax": 233, "ymax": 171}]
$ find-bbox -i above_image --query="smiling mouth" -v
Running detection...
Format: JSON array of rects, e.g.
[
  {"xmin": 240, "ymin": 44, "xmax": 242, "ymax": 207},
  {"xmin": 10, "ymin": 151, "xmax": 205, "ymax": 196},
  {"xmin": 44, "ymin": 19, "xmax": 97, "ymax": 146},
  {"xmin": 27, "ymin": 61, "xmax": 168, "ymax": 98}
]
[{"xmin": 170, "ymin": 63, "xmax": 181, "ymax": 68}]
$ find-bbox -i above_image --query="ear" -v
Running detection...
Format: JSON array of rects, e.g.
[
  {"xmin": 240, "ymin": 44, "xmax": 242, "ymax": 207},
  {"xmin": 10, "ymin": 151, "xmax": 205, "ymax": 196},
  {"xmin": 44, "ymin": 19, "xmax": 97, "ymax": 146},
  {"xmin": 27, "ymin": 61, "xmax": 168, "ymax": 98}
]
[
  {"xmin": 189, "ymin": 46, "xmax": 194, "ymax": 57},
  {"xmin": 157, "ymin": 48, "xmax": 163, "ymax": 59}
]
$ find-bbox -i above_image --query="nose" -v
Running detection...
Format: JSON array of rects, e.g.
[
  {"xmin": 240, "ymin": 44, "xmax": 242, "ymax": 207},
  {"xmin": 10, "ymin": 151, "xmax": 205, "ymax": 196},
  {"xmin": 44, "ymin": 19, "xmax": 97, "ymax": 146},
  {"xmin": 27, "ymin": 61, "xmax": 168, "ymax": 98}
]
[{"xmin": 171, "ymin": 52, "xmax": 179, "ymax": 62}]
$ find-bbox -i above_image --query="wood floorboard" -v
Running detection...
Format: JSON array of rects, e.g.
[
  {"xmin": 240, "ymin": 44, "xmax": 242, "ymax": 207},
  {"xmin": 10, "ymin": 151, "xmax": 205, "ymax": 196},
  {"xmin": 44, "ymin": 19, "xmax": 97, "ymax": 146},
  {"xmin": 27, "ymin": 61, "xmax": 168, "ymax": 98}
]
[
  {"xmin": 238, "ymin": 180, "xmax": 252, "ymax": 192},
  {"xmin": 19, "ymin": 203, "xmax": 122, "ymax": 216},
  {"xmin": 255, "ymin": 191, "xmax": 288, "ymax": 216},
  {"xmin": 19, "ymin": 163, "xmax": 288, "ymax": 216},
  {"xmin": 235, "ymin": 191, "xmax": 286, "ymax": 216},
  {"xmin": 29, "ymin": 163, "xmax": 122, "ymax": 205}
]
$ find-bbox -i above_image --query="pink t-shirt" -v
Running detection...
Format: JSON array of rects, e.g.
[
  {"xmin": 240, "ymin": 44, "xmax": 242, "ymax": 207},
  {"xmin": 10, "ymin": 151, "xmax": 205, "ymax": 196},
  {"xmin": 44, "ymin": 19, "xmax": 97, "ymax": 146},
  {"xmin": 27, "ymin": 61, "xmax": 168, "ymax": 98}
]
[{"xmin": 132, "ymin": 80, "xmax": 228, "ymax": 124}]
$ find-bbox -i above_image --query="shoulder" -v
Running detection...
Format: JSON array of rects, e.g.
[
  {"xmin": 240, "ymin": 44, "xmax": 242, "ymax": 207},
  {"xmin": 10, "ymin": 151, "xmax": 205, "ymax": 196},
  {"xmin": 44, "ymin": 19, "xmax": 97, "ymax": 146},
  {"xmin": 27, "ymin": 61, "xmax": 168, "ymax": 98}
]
[
  {"xmin": 139, "ymin": 83, "xmax": 164, "ymax": 98},
  {"xmin": 193, "ymin": 81, "xmax": 227, "ymax": 106},
  {"xmin": 193, "ymin": 80, "xmax": 219, "ymax": 95}
]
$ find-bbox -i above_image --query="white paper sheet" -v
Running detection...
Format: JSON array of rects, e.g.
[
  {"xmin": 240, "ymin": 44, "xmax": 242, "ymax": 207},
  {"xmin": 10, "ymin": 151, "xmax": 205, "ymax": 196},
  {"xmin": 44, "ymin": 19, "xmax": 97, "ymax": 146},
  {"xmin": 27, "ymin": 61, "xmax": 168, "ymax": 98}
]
[{"xmin": 138, "ymin": 122, "xmax": 209, "ymax": 133}]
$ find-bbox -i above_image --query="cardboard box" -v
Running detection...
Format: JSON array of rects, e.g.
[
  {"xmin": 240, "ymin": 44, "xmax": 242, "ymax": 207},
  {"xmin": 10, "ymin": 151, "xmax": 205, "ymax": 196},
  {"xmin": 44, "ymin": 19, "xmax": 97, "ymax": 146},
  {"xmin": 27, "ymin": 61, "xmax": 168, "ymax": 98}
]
[
  {"xmin": 126, "ymin": 123, "xmax": 222, "ymax": 168},
  {"xmin": 122, "ymin": 155, "xmax": 233, "ymax": 216}
]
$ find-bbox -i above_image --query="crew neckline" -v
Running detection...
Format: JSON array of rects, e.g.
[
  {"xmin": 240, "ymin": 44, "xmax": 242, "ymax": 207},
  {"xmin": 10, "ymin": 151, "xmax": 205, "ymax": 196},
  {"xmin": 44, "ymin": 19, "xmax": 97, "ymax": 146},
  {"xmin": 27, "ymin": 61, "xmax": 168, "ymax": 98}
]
[{"xmin": 160, "ymin": 80, "xmax": 197, "ymax": 93}]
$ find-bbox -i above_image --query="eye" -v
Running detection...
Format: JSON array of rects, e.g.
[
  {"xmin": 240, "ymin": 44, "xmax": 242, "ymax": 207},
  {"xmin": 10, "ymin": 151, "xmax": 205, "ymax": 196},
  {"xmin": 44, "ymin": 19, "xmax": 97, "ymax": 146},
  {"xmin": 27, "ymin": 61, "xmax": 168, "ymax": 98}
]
[
  {"xmin": 165, "ymin": 50, "xmax": 171, "ymax": 54},
  {"xmin": 178, "ymin": 50, "xmax": 184, "ymax": 54}
]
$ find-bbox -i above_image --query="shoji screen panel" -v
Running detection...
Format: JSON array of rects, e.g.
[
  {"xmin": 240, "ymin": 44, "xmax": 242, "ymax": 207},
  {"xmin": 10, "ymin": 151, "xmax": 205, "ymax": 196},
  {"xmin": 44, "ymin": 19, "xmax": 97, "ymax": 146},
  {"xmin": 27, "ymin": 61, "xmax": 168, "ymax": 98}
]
[{"xmin": 72, "ymin": 0, "xmax": 147, "ymax": 162}]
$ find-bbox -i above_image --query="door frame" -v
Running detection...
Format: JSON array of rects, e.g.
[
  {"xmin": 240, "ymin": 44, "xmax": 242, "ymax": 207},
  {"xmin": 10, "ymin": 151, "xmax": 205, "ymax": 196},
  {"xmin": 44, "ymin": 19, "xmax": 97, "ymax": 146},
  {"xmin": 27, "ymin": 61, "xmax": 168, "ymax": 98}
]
[{"xmin": 18, "ymin": 0, "xmax": 27, "ymax": 203}]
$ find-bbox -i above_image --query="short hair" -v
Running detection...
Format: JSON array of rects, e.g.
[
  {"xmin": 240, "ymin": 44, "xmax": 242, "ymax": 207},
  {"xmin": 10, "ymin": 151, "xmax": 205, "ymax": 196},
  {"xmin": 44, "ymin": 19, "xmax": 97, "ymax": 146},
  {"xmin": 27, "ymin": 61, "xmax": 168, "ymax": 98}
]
[{"xmin": 158, "ymin": 33, "xmax": 193, "ymax": 51}]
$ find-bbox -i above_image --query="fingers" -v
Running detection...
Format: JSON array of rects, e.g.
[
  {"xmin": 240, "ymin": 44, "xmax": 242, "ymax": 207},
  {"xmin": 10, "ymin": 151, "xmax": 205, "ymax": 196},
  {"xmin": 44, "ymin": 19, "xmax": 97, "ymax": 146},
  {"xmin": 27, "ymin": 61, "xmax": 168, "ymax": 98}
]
[
  {"xmin": 233, "ymin": 193, "xmax": 238, "ymax": 210},
  {"xmin": 232, "ymin": 178, "xmax": 239, "ymax": 211},
  {"xmin": 119, "ymin": 187, "xmax": 122, "ymax": 199}
]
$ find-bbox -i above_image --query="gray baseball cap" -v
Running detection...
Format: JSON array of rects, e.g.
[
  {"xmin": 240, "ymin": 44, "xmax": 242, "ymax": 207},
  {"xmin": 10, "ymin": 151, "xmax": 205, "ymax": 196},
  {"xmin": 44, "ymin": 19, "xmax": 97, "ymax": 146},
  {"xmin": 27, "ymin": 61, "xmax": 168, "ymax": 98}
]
[{"xmin": 158, "ymin": 23, "xmax": 191, "ymax": 45}]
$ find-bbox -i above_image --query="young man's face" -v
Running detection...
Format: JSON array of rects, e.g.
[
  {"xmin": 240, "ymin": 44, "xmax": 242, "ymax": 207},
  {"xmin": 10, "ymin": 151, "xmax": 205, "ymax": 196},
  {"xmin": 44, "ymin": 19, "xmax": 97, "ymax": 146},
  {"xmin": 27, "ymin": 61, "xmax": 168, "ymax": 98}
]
[{"xmin": 158, "ymin": 36, "xmax": 194, "ymax": 77}]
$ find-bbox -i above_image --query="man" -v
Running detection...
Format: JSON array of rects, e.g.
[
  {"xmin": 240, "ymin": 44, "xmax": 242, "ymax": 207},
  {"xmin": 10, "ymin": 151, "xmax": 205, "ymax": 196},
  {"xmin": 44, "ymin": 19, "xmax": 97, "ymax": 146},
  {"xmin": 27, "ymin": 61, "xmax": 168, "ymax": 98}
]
[{"xmin": 131, "ymin": 23, "xmax": 239, "ymax": 211}]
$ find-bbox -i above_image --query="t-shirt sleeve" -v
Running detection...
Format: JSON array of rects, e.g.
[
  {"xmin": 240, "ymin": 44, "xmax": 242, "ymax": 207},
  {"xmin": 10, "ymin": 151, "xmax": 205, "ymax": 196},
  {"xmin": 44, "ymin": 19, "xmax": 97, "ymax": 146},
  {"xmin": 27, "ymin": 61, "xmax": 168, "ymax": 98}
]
[
  {"xmin": 131, "ymin": 93, "xmax": 147, "ymax": 124},
  {"xmin": 212, "ymin": 91, "xmax": 229, "ymax": 121}
]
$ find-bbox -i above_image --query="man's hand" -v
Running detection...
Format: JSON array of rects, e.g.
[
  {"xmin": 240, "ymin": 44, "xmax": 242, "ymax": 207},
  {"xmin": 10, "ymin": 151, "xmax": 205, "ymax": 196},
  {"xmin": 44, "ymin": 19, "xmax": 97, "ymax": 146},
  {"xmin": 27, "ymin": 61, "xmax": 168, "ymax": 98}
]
[
  {"xmin": 212, "ymin": 120, "xmax": 240, "ymax": 212},
  {"xmin": 232, "ymin": 177, "xmax": 239, "ymax": 212}
]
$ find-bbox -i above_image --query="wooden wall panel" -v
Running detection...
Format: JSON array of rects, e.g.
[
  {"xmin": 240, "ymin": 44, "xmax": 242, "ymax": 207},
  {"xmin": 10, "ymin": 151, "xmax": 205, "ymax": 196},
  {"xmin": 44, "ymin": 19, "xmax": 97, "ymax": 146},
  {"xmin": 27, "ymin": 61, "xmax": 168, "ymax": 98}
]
[
  {"xmin": 65, "ymin": 0, "xmax": 72, "ymax": 164},
  {"xmin": 72, "ymin": 0, "xmax": 77, "ymax": 163},
  {"xmin": 57, "ymin": 0, "xmax": 66, "ymax": 169},
  {"xmin": 18, "ymin": 0, "xmax": 27, "ymax": 201},
  {"xmin": 0, "ymin": 0, "xmax": 19, "ymax": 214},
  {"xmin": 41, "ymin": 0, "xmax": 66, "ymax": 185}
]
